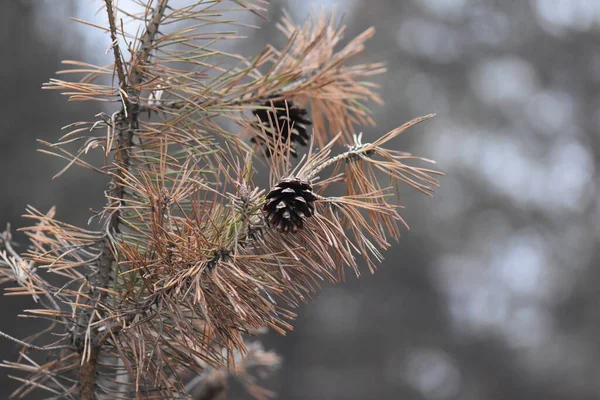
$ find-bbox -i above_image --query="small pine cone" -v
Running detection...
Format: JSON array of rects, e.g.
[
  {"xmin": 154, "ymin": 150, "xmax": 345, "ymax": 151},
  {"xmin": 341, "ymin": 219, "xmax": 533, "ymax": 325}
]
[
  {"xmin": 251, "ymin": 99, "xmax": 312, "ymax": 157},
  {"xmin": 264, "ymin": 178, "xmax": 317, "ymax": 233}
]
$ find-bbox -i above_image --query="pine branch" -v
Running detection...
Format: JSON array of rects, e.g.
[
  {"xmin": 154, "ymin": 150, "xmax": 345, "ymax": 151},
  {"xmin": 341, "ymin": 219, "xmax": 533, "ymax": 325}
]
[
  {"xmin": 76, "ymin": 2, "xmax": 170, "ymax": 399},
  {"xmin": 1, "ymin": 3, "xmax": 441, "ymax": 398},
  {"xmin": 104, "ymin": 1, "xmax": 127, "ymax": 111}
]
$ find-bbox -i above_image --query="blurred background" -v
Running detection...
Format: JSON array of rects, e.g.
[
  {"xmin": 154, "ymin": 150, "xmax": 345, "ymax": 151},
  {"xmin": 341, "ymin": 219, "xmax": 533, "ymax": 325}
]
[{"xmin": 1, "ymin": 0, "xmax": 599, "ymax": 399}]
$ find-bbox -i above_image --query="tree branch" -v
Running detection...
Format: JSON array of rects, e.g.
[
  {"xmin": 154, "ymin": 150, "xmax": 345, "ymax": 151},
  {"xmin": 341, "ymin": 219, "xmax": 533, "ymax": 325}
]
[
  {"xmin": 77, "ymin": 1, "xmax": 169, "ymax": 399},
  {"xmin": 104, "ymin": 1, "xmax": 129, "ymax": 113}
]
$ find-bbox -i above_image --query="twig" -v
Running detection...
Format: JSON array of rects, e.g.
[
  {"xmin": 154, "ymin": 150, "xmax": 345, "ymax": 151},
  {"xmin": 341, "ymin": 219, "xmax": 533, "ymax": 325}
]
[
  {"xmin": 104, "ymin": 0, "xmax": 129, "ymax": 114},
  {"xmin": 131, "ymin": 0, "xmax": 169, "ymax": 88}
]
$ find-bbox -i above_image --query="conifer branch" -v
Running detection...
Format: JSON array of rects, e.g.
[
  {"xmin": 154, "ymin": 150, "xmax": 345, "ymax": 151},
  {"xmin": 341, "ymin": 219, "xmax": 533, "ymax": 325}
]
[
  {"xmin": 104, "ymin": 1, "xmax": 128, "ymax": 112},
  {"xmin": 76, "ymin": 2, "xmax": 170, "ymax": 399},
  {"xmin": 1, "ymin": 3, "xmax": 441, "ymax": 398}
]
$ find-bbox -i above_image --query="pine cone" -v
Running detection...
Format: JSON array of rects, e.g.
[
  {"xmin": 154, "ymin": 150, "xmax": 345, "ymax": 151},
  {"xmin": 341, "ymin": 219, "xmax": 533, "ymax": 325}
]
[
  {"xmin": 251, "ymin": 99, "xmax": 312, "ymax": 157},
  {"xmin": 263, "ymin": 178, "xmax": 317, "ymax": 233}
]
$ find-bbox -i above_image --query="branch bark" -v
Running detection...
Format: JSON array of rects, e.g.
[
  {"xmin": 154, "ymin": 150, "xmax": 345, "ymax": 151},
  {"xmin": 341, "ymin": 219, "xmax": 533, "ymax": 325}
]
[{"xmin": 77, "ymin": 1, "xmax": 169, "ymax": 399}]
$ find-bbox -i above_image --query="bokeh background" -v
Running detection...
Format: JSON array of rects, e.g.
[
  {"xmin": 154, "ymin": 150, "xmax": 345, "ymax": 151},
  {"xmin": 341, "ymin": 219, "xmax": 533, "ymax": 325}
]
[{"xmin": 1, "ymin": 0, "xmax": 599, "ymax": 399}]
